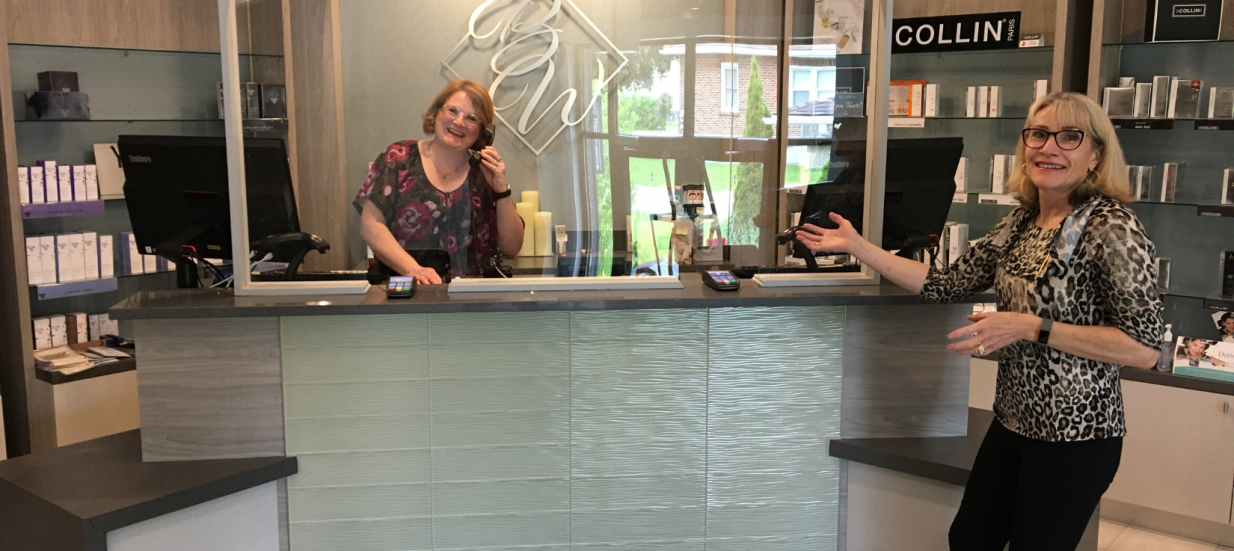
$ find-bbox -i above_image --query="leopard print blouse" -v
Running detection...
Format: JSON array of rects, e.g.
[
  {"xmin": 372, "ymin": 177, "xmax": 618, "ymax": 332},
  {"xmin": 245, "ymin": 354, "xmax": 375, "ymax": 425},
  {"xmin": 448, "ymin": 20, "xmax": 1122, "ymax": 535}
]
[{"xmin": 922, "ymin": 195, "xmax": 1163, "ymax": 442}]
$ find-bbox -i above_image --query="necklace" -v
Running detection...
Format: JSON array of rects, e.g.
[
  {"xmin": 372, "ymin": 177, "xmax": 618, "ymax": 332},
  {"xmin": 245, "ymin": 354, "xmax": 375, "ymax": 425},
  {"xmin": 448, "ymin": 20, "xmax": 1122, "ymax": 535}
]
[{"xmin": 428, "ymin": 141, "xmax": 469, "ymax": 180}]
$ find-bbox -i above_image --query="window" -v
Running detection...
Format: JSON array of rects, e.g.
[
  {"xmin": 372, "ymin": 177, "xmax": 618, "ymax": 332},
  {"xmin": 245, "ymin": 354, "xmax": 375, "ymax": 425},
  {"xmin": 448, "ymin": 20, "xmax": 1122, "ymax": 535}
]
[
  {"xmin": 720, "ymin": 62, "xmax": 738, "ymax": 113},
  {"xmin": 790, "ymin": 66, "xmax": 835, "ymax": 107}
]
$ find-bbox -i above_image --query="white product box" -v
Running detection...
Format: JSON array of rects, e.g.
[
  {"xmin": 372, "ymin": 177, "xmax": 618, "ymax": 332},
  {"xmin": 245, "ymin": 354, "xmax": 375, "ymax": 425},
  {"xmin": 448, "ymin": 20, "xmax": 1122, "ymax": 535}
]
[
  {"xmin": 38, "ymin": 236, "xmax": 57, "ymax": 283},
  {"xmin": 30, "ymin": 165, "xmax": 47, "ymax": 204},
  {"xmin": 977, "ymin": 86, "xmax": 990, "ymax": 118},
  {"xmin": 991, "ymin": 154, "xmax": 1008, "ymax": 194},
  {"xmin": 1224, "ymin": 168, "xmax": 1234, "ymax": 205},
  {"xmin": 67, "ymin": 312, "xmax": 88, "ymax": 344},
  {"xmin": 33, "ymin": 317, "xmax": 52, "ymax": 350},
  {"xmin": 1150, "ymin": 76, "xmax": 1171, "ymax": 118},
  {"xmin": 1034, "ymin": 80, "xmax": 1049, "ymax": 101},
  {"xmin": 49, "ymin": 314, "xmax": 67, "ymax": 348},
  {"xmin": 966, "ymin": 86, "xmax": 977, "ymax": 118},
  {"xmin": 18, "ymin": 166, "xmax": 30, "ymax": 205},
  {"xmin": 57, "ymin": 165, "xmax": 72, "ymax": 203},
  {"xmin": 84, "ymin": 164, "xmax": 99, "ymax": 201},
  {"xmin": 99, "ymin": 314, "xmax": 119, "ymax": 337},
  {"xmin": 71, "ymin": 165, "xmax": 87, "ymax": 201},
  {"xmin": 125, "ymin": 233, "xmax": 144, "ymax": 275},
  {"xmin": 1161, "ymin": 162, "xmax": 1180, "ymax": 202},
  {"xmin": 988, "ymin": 86, "xmax": 1003, "ymax": 117},
  {"xmin": 88, "ymin": 314, "xmax": 101, "ymax": 341},
  {"xmin": 1134, "ymin": 83, "xmax": 1153, "ymax": 118},
  {"xmin": 81, "ymin": 231, "xmax": 99, "ymax": 280},
  {"xmin": 1118, "ymin": 76, "xmax": 1135, "ymax": 88},
  {"xmin": 38, "ymin": 161, "xmax": 58, "ymax": 203},
  {"xmin": 909, "ymin": 83, "xmax": 924, "ymax": 117},
  {"xmin": 25, "ymin": 237, "xmax": 40, "ymax": 285},
  {"xmin": 924, "ymin": 84, "xmax": 939, "ymax": 117},
  {"xmin": 947, "ymin": 222, "xmax": 969, "ymax": 264},
  {"xmin": 955, "ymin": 157, "xmax": 968, "ymax": 192},
  {"xmin": 99, "ymin": 235, "xmax": 114, "ymax": 278},
  {"xmin": 54, "ymin": 235, "xmax": 71, "ymax": 282},
  {"xmin": 142, "ymin": 254, "xmax": 158, "ymax": 274},
  {"xmin": 66, "ymin": 233, "xmax": 85, "ymax": 281}
]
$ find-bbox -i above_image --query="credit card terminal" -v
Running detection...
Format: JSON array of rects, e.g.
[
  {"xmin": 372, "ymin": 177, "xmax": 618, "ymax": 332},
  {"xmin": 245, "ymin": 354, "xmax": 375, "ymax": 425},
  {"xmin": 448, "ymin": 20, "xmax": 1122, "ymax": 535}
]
[
  {"xmin": 701, "ymin": 270, "xmax": 740, "ymax": 291},
  {"xmin": 386, "ymin": 276, "xmax": 416, "ymax": 299}
]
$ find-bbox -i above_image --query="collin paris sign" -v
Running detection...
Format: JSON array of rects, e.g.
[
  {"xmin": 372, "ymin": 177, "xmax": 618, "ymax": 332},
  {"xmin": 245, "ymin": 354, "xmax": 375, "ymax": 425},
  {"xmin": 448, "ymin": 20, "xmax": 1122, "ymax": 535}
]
[
  {"xmin": 1148, "ymin": 0, "xmax": 1223, "ymax": 42},
  {"xmin": 892, "ymin": 12, "xmax": 1021, "ymax": 54}
]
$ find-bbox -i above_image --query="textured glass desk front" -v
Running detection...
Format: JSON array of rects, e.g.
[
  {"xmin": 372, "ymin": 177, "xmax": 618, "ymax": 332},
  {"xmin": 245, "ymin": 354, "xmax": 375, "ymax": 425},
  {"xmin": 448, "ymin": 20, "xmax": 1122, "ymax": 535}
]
[{"xmin": 281, "ymin": 307, "xmax": 844, "ymax": 550}]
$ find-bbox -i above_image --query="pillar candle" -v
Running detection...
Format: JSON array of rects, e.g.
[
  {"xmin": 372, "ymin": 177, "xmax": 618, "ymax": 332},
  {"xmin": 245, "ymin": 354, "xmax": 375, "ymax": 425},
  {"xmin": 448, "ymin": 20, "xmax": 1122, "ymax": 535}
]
[
  {"xmin": 516, "ymin": 201, "xmax": 535, "ymax": 256},
  {"xmin": 533, "ymin": 211, "xmax": 552, "ymax": 256},
  {"xmin": 521, "ymin": 190, "xmax": 540, "ymax": 213}
]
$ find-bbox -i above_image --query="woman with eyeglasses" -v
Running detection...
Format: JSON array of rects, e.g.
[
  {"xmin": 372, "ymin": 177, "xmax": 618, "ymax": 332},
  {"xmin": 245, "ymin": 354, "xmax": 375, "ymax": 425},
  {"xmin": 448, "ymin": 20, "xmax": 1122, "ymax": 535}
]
[
  {"xmin": 795, "ymin": 92, "xmax": 1162, "ymax": 549},
  {"xmin": 354, "ymin": 78, "xmax": 524, "ymax": 284}
]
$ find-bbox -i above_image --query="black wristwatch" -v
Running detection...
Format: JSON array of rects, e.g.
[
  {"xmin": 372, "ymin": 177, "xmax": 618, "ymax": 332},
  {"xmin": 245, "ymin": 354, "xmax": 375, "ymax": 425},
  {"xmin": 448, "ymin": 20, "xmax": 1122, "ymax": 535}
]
[
  {"xmin": 1038, "ymin": 318, "xmax": 1053, "ymax": 346},
  {"xmin": 492, "ymin": 188, "xmax": 513, "ymax": 200}
]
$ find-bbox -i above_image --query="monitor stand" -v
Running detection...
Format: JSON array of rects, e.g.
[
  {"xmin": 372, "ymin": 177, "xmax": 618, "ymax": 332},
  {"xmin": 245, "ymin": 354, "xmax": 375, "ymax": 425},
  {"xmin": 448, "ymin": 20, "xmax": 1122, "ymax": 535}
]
[{"xmin": 174, "ymin": 256, "xmax": 199, "ymax": 289}]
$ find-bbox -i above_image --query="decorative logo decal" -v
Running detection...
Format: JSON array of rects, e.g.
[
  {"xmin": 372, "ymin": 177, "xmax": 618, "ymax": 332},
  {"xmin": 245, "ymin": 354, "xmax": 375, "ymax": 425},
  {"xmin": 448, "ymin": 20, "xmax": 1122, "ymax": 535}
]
[{"xmin": 443, "ymin": 0, "xmax": 629, "ymax": 155}]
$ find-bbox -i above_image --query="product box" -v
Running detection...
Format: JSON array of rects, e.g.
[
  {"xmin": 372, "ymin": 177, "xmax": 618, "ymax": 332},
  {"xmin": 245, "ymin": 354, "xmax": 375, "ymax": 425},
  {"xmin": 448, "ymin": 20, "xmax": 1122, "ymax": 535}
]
[
  {"xmin": 244, "ymin": 82, "xmax": 261, "ymax": 119},
  {"xmin": 98, "ymin": 234, "xmax": 114, "ymax": 278},
  {"xmin": 66, "ymin": 312, "xmax": 88, "ymax": 345},
  {"xmin": 99, "ymin": 314, "xmax": 119, "ymax": 337},
  {"xmin": 991, "ymin": 154, "xmax": 1008, "ymax": 194},
  {"xmin": 49, "ymin": 314, "xmax": 67, "ymax": 347},
  {"xmin": 71, "ymin": 165, "xmax": 86, "ymax": 201},
  {"xmin": 888, "ymin": 80, "xmax": 926, "ymax": 116},
  {"xmin": 1103, "ymin": 87, "xmax": 1135, "ymax": 117},
  {"xmin": 988, "ymin": 86, "xmax": 1003, "ymax": 117},
  {"xmin": 977, "ymin": 86, "xmax": 990, "ymax": 118},
  {"xmin": 1034, "ymin": 80, "xmax": 1049, "ymax": 102},
  {"xmin": 1221, "ymin": 250, "xmax": 1233, "ymax": 297},
  {"xmin": 88, "ymin": 314, "xmax": 101, "ymax": 341},
  {"xmin": 155, "ymin": 255, "xmax": 169, "ymax": 272},
  {"xmin": 81, "ymin": 231, "xmax": 99, "ymax": 280},
  {"xmin": 216, "ymin": 82, "xmax": 226, "ymax": 118},
  {"xmin": 1129, "ymin": 165, "xmax": 1147, "ymax": 201},
  {"xmin": 123, "ymin": 233, "xmax": 143, "ymax": 275},
  {"xmin": 1168, "ymin": 79, "xmax": 1203, "ymax": 119},
  {"xmin": 1134, "ymin": 82, "xmax": 1153, "ymax": 118},
  {"xmin": 1173, "ymin": 337, "xmax": 1234, "ymax": 383},
  {"xmin": 1150, "ymin": 76, "xmax": 1171, "ymax": 117},
  {"xmin": 32, "ymin": 317, "xmax": 52, "ymax": 350},
  {"xmin": 37, "ymin": 71, "xmax": 79, "ymax": 92},
  {"xmin": 1223, "ymin": 168, "xmax": 1234, "ymax": 205},
  {"xmin": 947, "ymin": 222, "xmax": 969, "ymax": 265},
  {"xmin": 25, "ymin": 91, "xmax": 90, "ymax": 120},
  {"xmin": 955, "ymin": 157, "xmax": 968, "ymax": 192},
  {"xmin": 1118, "ymin": 76, "xmax": 1136, "ymax": 88},
  {"xmin": 66, "ymin": 233, "xmax": 84, "ymax": 281},
  {"xmin": 18, "ymin": 166, "xmax": 29, "ymax": 205},
  {"xmin": 1157, "ymin": 257, "xmax": 1171, "ymax": 291},
  {"xmin": 1209, "ymin": 88, "xmax": 1234, "ymax": 119},
  {"xmin": 54, "ymin": 234, "xmax": 71, "ymax": 282},
  {"xmin": 38, "ymin": 236, "xmax": 56, "ymax": 283},
  {"xmin": 924, "ymin": 84, "xmax": 939, "ymax": 117},
  {"xmin": 1161, "ymin": 162, "xmax": 1180, "ymax": 202},
  {"xmin": 25, "ymin": 237, "xmax": 40, "ymax": 285},
  {"xmin": 84, "ymin": 164, "xmax": 99, "ymax": 200},
  {"xmin": 260, "ymin": 83, "xmax": 287, "ymax": 118},
  {"xmin": 142, "ymin": 254, "xmax": 157, "ymax": 274},
  {"xmin": 38, "ymin": 160, "xmax": 58, "ymax": 203},
  {"xmin": 57, "ymin": 165, "xmax": 72, "ymax": 202},
  {"xmin": 966, "ymin": 86, "xmax": 977, "ymax": 118},
  {"xmin": 29, "ymin": 165, "xmax": 46, "ymax": 204}
]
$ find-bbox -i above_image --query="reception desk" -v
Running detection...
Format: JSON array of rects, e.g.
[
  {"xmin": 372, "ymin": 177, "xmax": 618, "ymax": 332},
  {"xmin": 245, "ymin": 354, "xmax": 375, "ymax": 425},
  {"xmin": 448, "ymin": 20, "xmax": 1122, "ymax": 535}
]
[{"xmin": 110, "ymin": 277, "xmax": 985, "ymax": 550}]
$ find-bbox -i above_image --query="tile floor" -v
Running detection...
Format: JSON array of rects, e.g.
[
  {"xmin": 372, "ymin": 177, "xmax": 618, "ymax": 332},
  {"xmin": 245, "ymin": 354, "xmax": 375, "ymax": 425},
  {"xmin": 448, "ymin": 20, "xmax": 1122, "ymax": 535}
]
[{"xmin": 1100, "ymin": 520, "xmax": 1234, "ymax": 551}]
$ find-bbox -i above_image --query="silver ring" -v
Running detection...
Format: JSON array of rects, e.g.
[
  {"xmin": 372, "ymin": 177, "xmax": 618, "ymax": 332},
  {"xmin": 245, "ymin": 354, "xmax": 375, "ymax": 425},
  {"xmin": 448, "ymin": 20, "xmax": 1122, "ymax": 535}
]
[{"xmin": 977, "ymin": 344, "xmax": 986, "ymax": 356}]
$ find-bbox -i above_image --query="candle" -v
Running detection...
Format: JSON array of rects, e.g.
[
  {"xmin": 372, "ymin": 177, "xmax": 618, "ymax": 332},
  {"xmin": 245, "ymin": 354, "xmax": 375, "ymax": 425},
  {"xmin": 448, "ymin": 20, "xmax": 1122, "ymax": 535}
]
[
  {"xmin": 533, "ymin": 211, "xmax": 552, "ymax": 256},
  {"xmin": 516, "ymin": 201, "xmax": 535, "ymax": 256},
  {"xmin": 521, "ymin": 190, "xmax": 540, "ymax": 213}
]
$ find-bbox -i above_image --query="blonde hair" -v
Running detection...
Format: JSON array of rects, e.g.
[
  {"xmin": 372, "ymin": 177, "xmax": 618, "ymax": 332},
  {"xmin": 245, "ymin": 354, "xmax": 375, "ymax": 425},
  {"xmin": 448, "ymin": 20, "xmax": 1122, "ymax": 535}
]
[
  {"xmin": 421, "ymin": 78, "xmax": 495, "ymax": 145},
  {"xmin": 1006, "ymin": 92, "xmax": 1133, "ymax": 210}
]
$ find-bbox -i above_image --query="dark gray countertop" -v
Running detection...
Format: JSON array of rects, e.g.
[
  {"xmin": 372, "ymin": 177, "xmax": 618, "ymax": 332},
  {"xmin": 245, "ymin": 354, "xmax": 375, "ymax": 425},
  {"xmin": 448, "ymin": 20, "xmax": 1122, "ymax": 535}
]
[
  {"xmin": 111, "ymin": 275, "xmax": 992, "ymax": 320},
  {"xmin": 0, "ymin": 430, "xmax": 296, "ymax": 551},
  {"xmin": 1119, "ymin": 366, "xmax": 1234, "ymax": 396},
  {"xmin": 829, "ymin": 408, "xmax": 995, "ymax": 486}
]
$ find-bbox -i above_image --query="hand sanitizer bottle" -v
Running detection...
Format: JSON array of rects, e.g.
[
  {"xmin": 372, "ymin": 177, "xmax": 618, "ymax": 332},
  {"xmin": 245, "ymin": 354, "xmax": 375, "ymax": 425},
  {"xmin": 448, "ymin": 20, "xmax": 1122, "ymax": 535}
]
[{"xmin": 1157, "ymin": 324, "xmax": 1173, "ymax": 372}]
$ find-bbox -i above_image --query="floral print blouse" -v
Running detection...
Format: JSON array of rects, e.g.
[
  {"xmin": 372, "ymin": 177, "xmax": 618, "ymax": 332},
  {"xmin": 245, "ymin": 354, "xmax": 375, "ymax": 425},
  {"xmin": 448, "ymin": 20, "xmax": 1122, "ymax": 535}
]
[
  {"xmin": 921, "ymin": 195, "xmax": 1163, "ymax": 442},
  {"xmin": 352, "ymin": 140, "xmax": 500, "ymax": 277}
]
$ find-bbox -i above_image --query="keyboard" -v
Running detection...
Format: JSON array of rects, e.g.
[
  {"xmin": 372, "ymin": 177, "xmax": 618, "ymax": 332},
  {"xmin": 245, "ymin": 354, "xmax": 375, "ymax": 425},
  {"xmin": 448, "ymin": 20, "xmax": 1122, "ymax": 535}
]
[
  {"xmin": 731, "ymin": 264, "xmax": 860, "ymax": 278},
  {"xmin": 251, "ymin": 270, "xmax": 369, "ymax": 282}
]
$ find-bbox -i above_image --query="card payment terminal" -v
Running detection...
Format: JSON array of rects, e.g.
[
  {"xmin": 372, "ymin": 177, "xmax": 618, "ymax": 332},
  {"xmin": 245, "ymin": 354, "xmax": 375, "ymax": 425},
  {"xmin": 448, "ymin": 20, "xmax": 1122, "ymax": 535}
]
[
  {"xmin": 386, "ymin": 276, "xmax": 416, "ymax": 299},
  {"xmin": 701, "ymin": 270, "xmax": 740, "ymax": 291}
]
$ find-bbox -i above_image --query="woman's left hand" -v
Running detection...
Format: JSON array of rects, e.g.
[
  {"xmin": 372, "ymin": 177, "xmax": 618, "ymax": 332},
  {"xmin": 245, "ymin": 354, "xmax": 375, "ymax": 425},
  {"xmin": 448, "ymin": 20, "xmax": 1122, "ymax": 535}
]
[
  {"xmin": 477, "ymin": 146, "xmax": 508, "ymax": 193},
  {"xmin": 947, "ymin": 311, "xmax": 1039, "ymax": 356}
]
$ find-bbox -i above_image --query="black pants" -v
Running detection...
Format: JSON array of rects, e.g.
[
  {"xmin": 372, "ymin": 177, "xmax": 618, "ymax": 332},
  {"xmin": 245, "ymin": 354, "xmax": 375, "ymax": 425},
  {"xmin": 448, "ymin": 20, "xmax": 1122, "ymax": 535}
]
[{"xmin": 949, "ymin": 419, "xmax": 1123, "ymax": 551}]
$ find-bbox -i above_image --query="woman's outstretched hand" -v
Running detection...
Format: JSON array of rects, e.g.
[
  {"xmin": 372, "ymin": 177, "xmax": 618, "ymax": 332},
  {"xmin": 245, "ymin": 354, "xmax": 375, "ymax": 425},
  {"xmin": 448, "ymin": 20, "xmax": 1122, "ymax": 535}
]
[{"xmin": 795, "ymin": 212, "xmax": 863, "ymax": 254}]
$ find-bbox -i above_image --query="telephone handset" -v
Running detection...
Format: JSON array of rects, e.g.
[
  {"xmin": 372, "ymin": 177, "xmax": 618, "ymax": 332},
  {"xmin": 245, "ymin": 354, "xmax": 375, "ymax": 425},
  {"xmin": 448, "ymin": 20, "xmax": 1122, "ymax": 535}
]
[{"xmin": 469, "ymin": 125, "xmax": 496, "ymax": 167}]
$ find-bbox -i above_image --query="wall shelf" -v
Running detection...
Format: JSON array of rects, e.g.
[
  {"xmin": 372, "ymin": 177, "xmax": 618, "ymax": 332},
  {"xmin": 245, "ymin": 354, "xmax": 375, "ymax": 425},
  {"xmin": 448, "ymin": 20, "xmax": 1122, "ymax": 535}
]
[{"xmin": 30, "ymin": 278, "xmax": 117, "ymax": 300}]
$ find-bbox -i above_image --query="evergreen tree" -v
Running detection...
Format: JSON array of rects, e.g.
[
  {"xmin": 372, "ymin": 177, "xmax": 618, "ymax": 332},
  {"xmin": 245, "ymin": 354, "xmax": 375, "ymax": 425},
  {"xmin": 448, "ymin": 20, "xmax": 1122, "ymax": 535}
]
[{"xmin": 730, "ymin": 56, "xmax": 772, "ymax": 245}]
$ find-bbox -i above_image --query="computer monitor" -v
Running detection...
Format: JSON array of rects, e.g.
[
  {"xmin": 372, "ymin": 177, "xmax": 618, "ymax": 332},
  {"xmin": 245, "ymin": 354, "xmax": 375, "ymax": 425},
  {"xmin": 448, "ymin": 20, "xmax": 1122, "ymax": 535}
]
[
  {"xmin": 799, "ymin": 137, "xmax": 962, "ymax": 254},
  {"xmin": 119, "ymin": 135, "xmax": 299, "ymax": 260}
]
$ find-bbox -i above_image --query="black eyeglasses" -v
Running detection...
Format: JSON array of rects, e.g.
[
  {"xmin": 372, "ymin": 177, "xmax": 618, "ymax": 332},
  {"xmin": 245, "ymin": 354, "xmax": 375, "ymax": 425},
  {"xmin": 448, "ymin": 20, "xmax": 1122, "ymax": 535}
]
[{"xmin": 1021, "ymin": 128, "xmax": 1087, "ymax": 150}]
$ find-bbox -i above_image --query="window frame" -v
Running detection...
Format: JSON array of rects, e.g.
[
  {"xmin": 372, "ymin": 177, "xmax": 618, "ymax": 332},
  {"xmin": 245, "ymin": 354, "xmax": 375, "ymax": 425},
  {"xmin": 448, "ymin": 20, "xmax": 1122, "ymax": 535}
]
[{"xmin": 720, "ymin": 61, "xmax": 739, "ymax": 114}]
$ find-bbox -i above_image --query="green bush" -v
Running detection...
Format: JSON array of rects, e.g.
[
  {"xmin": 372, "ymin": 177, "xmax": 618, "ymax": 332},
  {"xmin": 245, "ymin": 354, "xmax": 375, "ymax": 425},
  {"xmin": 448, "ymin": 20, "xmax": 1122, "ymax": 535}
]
[{"xmin": 618, "ymin": 93, "xmax": 672, "ymax": 132}]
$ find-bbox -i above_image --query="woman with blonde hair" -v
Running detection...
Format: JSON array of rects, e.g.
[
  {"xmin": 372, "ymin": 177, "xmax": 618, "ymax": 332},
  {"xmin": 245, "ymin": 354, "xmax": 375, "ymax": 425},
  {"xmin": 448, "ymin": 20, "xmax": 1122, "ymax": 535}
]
[{"xmin": 795, "ymin": 92, "xmax": 1162, "ymax": 549}]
